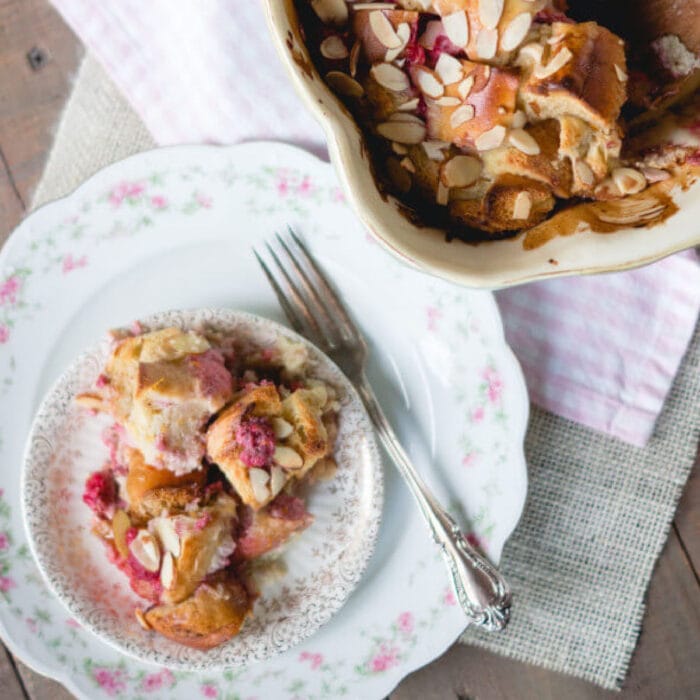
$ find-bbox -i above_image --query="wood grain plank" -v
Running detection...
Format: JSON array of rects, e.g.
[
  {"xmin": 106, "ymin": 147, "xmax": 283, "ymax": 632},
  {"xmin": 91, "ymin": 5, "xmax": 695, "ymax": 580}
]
[
  {"xmin": 391, "ymin": 527, "xmax": 700, "ymax": 700},
  {"xmin": 675, "ymin": 454, "xmax": 700, "ymax": 577},
  {"xmin": 0, "ymin": 148, "xmax": 24, "ymax": 237},
  {"xmin": 0, "ymin": 0, "xmax": 83, "ymax": 218}
]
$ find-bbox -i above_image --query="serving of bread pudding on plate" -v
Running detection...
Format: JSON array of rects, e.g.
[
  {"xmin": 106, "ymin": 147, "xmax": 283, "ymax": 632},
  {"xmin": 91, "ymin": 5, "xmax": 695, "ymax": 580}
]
[
  {"xmin": 77, "ymin": 324, "xmax": 339, "ymax": 650},
  {"xmin": 297, "ymin": 0, "xmax": 699, "ymax": 239}
]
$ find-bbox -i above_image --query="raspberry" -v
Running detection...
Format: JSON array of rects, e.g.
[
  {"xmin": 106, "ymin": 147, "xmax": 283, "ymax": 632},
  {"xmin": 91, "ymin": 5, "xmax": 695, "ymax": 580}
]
[{"xmin": 235, "ymin": 417, "xmax": 276, "ymax": 468}]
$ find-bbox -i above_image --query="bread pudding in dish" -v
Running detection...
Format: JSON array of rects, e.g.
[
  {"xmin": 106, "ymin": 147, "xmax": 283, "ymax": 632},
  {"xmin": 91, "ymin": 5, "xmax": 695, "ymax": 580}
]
[
  {"xmin": 296, "ymin": 0, "xmax": 699, "ymax": 239},
  {"xmin": 77, "ymin": 324, "xmax": 340, "ymax": 650}
]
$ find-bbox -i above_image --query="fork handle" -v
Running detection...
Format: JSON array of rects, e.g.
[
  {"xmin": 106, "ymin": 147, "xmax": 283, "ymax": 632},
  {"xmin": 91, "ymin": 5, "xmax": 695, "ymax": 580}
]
[{"xmin": 357, "ymin": 379, "xmax": 512, "ymax": 631}]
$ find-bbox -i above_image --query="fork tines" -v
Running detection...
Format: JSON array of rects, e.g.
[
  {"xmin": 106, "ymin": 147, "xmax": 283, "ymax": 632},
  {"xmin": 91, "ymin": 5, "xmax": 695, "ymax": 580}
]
[{"xmin": 253, "ymin": 228, "xmax": 361, "ymax": 352}]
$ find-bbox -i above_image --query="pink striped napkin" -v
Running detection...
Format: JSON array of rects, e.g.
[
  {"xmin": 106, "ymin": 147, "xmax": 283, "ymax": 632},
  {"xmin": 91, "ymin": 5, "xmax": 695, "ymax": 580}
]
[{"xmin": 50, "ymin": 1, "xmax": 700, "ymax": 446}]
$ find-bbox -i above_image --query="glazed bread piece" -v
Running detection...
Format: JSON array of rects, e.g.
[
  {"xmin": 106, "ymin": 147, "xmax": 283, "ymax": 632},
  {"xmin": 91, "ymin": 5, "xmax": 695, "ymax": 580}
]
[
  {"xmin": 206, "ymin": 382, "xmax": 332, "ymax": 510},
  {"xmin": 100, "ymin": 327, "xmax": 233, "ymax": 474},
  {"xmin": 142, "ymin": 573, "xmax": 253, "ymax": 650}
]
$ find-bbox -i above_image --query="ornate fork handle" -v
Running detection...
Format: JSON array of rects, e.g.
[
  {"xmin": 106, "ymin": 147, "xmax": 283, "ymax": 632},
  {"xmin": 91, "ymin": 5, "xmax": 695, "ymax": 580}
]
[{"xmin": 357, "ymin": 379, "xmax": 512, "ymax": 631}]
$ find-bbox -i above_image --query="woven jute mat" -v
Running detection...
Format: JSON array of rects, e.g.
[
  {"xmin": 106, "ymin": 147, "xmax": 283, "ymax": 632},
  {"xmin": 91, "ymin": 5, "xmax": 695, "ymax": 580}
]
[{"xmin": 32, "ymin": 55, "xmax": 700, "ymax": 691}]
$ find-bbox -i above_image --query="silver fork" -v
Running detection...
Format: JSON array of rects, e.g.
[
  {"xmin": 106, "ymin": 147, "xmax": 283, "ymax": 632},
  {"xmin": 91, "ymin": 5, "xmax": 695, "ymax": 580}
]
[{"xmin": 254, "ymin": 228, "xmax": 512, "ymax": 631}]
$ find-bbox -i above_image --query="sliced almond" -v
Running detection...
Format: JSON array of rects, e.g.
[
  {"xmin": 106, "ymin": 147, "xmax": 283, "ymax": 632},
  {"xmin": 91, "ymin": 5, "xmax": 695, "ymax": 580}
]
[
  {"xmin": 377, "ymin": 120, "xmax": 427, "ymax": 143},
  {"xmin": 533, "ymin": 47, "xmax": 573, "ymax": 79},
  {"xmin": 442, "ymin": 155, "xmax": 482, "ymax": 187},
  {"xmin": 457, "ymin": 75, "xmax": 475, "ymax": 100},
  {"xmin": 476, "ymin": 28, "xmax": 498, "ymax": 60},
  {"xmin": 135, "ymin": 609, "xmax": 151, "ymax": 631},
  {"xmin": 575, "ymin": 160, "xmax": 595, "ymax": 186},
  {"xmin": 391, "ymin": 141, "xmax": 409, "ymax": 154},
  {"xmin": 443, "ymin": 11, "xmax": 469, "ymax": 48},
  {"xmin": 249, "ymin": 467, "xmax": 271, "ymax": 502},
  {"xmin": 511, "ymin": 109, "xmax": 527, "ymax": 128},
  {"xmin": 640, "ymin": 166, "xmax": 670, "ymax": 183},
  {"xmin": 352, "ymin": 2, "xmax": 395, "ymax": 8},
  {"xmin": 450, "ymin": 104, "xmax": 475, "ymax": 128},
  {"xmin": 516, "ymin": 42, "xmax": 544, "ymax": 67},
  {"xmin": 271, "ymin": 416, "xmax": 294, "ymax": 439},
  {"xmin": 386, "ymin": 22, "xmax": 411, "ymax": 61},
  {"xmin": 311, "ymin": 0, "xmax": 348, "ymax": 25},
  {"xmin": 479, "ymin": 0, "xmax": 504, "ymax": 30},
  {"xmin": 326, "ymin": 71, "xmax": 364, "ymax": 98},
  {"xmin": 389, "ymin": 112, "xmax": 424, "ymax": 124},
  {"xmin": 508, "ymin": 128, "xmax": 540, "ymax": 155},
  {"xmin": 398, "ymin": 97, "xmax": 420, "ymax": 111},
  {"xmin": 400, "ymin": 157, "xmax": 416, "ymax": 172},
  {"xmin": 371, "ymin": 63, "xmax": 410, "ymax": 92},
  {"xmin": 111, "ymin": 509, "xmax": 130, "ymax": 559},
  {"xmin": 270, "ymin": 466, "xmax": 287, "ymax": 498},
  {"xmin": 435, "ymin": 53, "xmax": 464, "ymax": 85},
  {"xmin": 129, "ymin": 530, "xmax": 161, "ymax": 573},
  {"xmin": 349, "ymin": 40, "xmax": 361, "ymax": 76},
  {"xmin": 415, "ymin": 68, "xmax": 444, "ymax": 98},
  {"xmin": 273, "ymin": 445, "xmax": 304, "ymax": 469},
  {"xmin": 160, "ymin": 551, "xmax": 174, "ymax": 589},
  {"xmin": 397, "ymin": 0, "xmax": 431, "ymax": 8},
  {"xmin": 512, "ymin": 191, "xmax": 532, "ymax": 220},
  {"xmin": 500, "ymin": 12, "xmax": 532, "ymax": 52},
  {"xmin": 437, "ymin": 96, "xmax": 462, "ymax": 106},
  {"xmin": 594, "ymin": 177, "xmax": 622, "ymax": 199},
  {"xmin": 612, "ymin": 167, "xmax": 646, "ymax": 195},
  {"xmin": 422, "ymin": 140, "xmax": 450, "ymax": 160},
  {"xmin": 152, "ymin": 518, "xmax": 181, "ymax": 558},
  {"xmin": 369, "ymin": 10, "xmax": 402, "ymax": 49},
  {"xmin": 614, "ymin": 63, "xmax": 628, "ymax": 82},
  {"xmin": 321, "ymin": 36, "xmax": 349, "ymax": 60},
  {"xmin": 475, "ymin": 125, "xmax": 506, "ymax": 151},
  {"xmin": 436, "ymin": 180, "xmax": 450, "ymax": 206},
  {"xmin": 419, "ymin": 20, "xmax": 444, "ymax": 50}
]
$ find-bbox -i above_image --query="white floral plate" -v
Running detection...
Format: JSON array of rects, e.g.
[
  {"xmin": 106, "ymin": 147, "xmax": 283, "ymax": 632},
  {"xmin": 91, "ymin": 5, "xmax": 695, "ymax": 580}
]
[
  {"xmin": 0, "ymin": 141, "xmax": 528, "ymax": 699},
  {"xmin": 22, "ymin": 308, "xmax": 383, "ymax": 671}
]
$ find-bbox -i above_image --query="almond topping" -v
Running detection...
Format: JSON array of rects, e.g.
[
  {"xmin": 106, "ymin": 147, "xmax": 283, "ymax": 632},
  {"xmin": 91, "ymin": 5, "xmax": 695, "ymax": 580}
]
[
  {"xmin": 533, "ymin": 47, "xmax": 573, "ymax": 79},
  {"xmin": 400, "ymin": 157, "xmax": 416, "ymax": 172},
  {"xmin": 369, "ymin": 11, "xmax": 402, "ymax": 49},
  {"xmin": 111, "ymin": 509, "xmax": 130, "ymax": 559},
  {"xmin": 640, "ymin": 166, "xmax": 670, "ymax": 183},
  {"xmin": 273, "ymin": 445, "xmax": 304, "ymax": 469},
  {"xmin": 516, "ymin": 42, "xmax": 544, "ymax": 67},
  {"xmin": 129, "ymin": 530, "xmax": 161, "ymax": 573},
  {"xmin": 415, "ymin": 68, "xmax": 444, "ymax": 98},
  {"xmin": 511, "ymin": 109, "xmax": 527, "ymax": 128},
  {"xmin": 391, "ymin": 142, "xmax": 409, "ymax": 154},
  {"xmin": 377, "ymin": 120, "xmax": 427, "ymax": 143},
  {"xmin": 320, "ymin": 36, "xmax": 349, "ymax": 60},
  {"xmin": 249, "ymin": 467, "xmax": 271, "ymax": 502},
  {"xmin": 160, "ymin": 551, "xmax": 174, "ymax": 589},
  {"xmin": 389, "ymin": 112, "xmax": 424, "ymax": 124},
  {"xmin": 612, "ymin": 167, "xmax": 646, "ymax": 195},
  {"xmin": 386, "ymin": 22, "xmax": 411, "ymax": 61},
  {"xmin": 575, "ymin": 160, "xmax": 595, "ymax": 186},
  {"xmin": 153, "ymin": 518, "xmax": 181, "ymax": 557},
  {"xmin": 437, "ymin": 96, "xmax": 462, "ymax": 106},
  {"xmin": 371, "ymin": 63, "xmax": 410, "ymax": 91},
  {"xmin": 508, "ymin": 128, "xmax": 540, "ymax": 155},
  {"xmin": 326, "ymin": 71, "xmax": 365, "ymax": 97},
  {"xmin": 457, "ymin": 75, "xmax": 475, "ymax": 100},
  {"xmin": 436, "ymin": 180, "xmax": 450, "ymax": 206},
  {"xmin": 419, "ymin": 20, "xmax": 444, "ymax": 50},
  {"xmin": 500, "ymin": 12, "xmax": 532, "ymax": 52},
  {"xmin": 271, "ymin": 416, "xmax": 294, "ymax": 439},
  {"xmin": 422, "ymin": 140, "xmax": 449, "ymax": 161},
  {"xmin": 476, "ymin": 28, "xmax": 498, "ymax": 60},
  {"xmin": 135, "ymin": 609, "xmax": 151, "ymax": 631},
  {"xmin": 270, "ymin": 466, "xmax": 287, "ymax": 498},
  {"xmin": 349, "ymin": 40, "xmax": 361, "ymax": 76},
  {"xmin": 443, "ymin": 11, "xmax": 469, "ymax": 48},
  {"xmin": 442, "ymin": 155, "xmax": 482, "ymax": 187},
  {"xmin": 450, "ymin": 104, "xmax": 475, "ymax": 128},
  {"xmin": 352, "ymin": 2, "xmax": 395, "ymax": 9},
  {"xmin": 479, "ymin": 0, "xmax": 504, "ymax": 30},
  {"xmin": 398, "ymin": 97, "xmax": 420, "ymax": 111},
  {"xmin": 475, "ymin": 125, "xmax": 506, "ymax": 151},
  {"xmin": 311, "ymin": 0, "xmax": 348, "ymax": 25},
  {"xmin": 435, "ymin": 53, "xmax": 463, "ymax": 85},
  {"xmin": 512, "ymin": 191, "xmax": 532, "ymax": 220},
  {"xmin": 614, "ymin": 63, "xmax": 628, "ymax": 82}
]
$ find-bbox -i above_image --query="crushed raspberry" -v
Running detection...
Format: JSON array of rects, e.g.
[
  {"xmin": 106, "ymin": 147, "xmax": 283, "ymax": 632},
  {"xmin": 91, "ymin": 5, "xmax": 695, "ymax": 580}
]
[
  {"xmin": 404, "ymin": 42, "xmax": 425, "ymax": 68},
  {"xmin": 235, "ymin": 417, "xmax": 276, "ymax": 468},
  {"xmin": 416, "ymin": 95, "xmax": 427, "ymax": 120},
  {"xmin": 268, "ymin": 494, "xmax": 308, "ymax": 521},
  {"xmin": 194, "ymin": 512, "xmax": 212, "ymax": 531},
  {"xmin": 115, "ymin": 528, "xmax": 162, "ymax": 602},
  {"xmin": 427, "ymin": 35, "xmax": 463, "ymax": 67},
  {"xmin": 101, "ymin": 423, "xmax": 124, "ymax": 469},
  {"xmin": 187, "ymin": 349, "xmax": 233, "ymax": 398},
  {"xmin": 95, "ymin": 374, "xmax": 109, "ymax": 388},
  {"xmin": 534, "ymin": 10, "xmax": 574, "ymax": 24},
  {"xmin": 83, "ymin": 470, "xmax": 117, "ymax": 517},
  {"xmin": 688, "ymin": 151, "xmax": 700, "ymax": 166}
]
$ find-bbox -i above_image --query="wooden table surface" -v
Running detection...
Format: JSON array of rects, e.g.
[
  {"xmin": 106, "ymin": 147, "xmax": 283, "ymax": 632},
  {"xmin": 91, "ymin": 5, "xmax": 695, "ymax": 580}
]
[{"xmin": 1, "ymin": 1, "xmax": 699, "ymax": 698}]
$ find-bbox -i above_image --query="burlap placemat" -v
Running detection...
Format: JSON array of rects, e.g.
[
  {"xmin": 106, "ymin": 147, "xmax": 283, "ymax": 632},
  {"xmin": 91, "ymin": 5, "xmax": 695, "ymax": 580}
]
[{"xmin": 31, "ymin": 55, "xmax": 700, "ymax": 691}]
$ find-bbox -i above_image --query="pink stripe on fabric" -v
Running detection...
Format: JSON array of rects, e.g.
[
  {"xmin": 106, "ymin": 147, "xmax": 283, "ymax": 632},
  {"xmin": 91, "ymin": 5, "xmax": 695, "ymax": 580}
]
[{"xmin": 49, "ymin": 0, "xmax": 700, "ymax": 446}]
